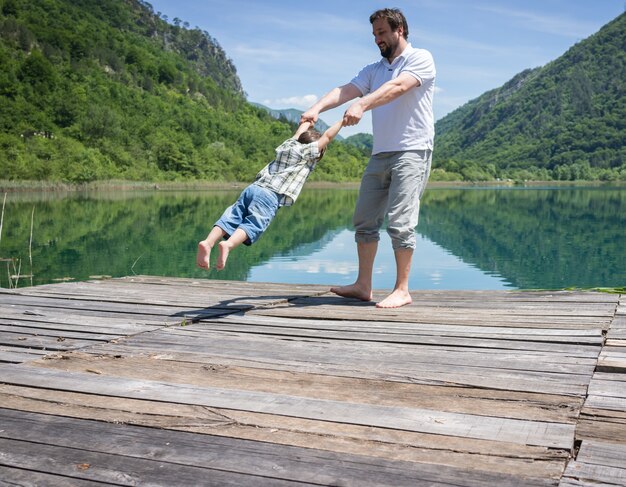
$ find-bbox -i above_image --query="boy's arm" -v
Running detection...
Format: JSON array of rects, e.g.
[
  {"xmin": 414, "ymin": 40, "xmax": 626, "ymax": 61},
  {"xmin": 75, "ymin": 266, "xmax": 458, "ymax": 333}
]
[
  {"xmin": 293, "ymin": 120, "xmax": 313, "ymax": 140},
  {"xmin": 317, "ymin": 119, "xmax": 344, "ymax": 151}
]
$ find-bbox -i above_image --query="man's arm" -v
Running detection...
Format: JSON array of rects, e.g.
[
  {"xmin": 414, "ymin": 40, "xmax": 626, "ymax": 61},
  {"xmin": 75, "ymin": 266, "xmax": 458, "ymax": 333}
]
[
  {"xmin": 343, "ymin": 73, "xmax": 420, "ymax": 126},
  {"xmin": 301, "ymin": 84, "xmax": 362, "ymax": 123},
  {"xmin": 317, "ymin": 119, "xmax": 344, "ymax": 151}
]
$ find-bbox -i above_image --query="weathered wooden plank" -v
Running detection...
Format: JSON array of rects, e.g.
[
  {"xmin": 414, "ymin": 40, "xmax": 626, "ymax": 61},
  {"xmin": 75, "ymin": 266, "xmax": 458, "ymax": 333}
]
[
  {"xmin": 580, "ymin": 407, "xmax": 626, "ymax": 421},
  {"xmin": 0, "ymin": 465, "xmax": 107, "ymax": 486},
  {"xmin": 29, "ymin": 351, "xmax": 584, "ymax": 423},
  {"xmin": 194, "ymin": 322, "xmax": 603, "ymax": 353},
  {"xmin": 131, "ymin": 326, "xmax": 602, "ymax": 366},
  {"xmin": 249, "ymin": 302, "xmax": 612, "ymax": 327},
  {"xmin": 6, "ymin": 278, "xmax": 328, "ymax": 310},
  {"xmin": 588, "ymin": 372, "xmax": 626, "ymax": 382},
  {"xmin": 0, "ymin": 364, "xmax": 576, "ymax": 448},
  {"xmin": 280, "ymin": 293, "xmax": 618, "ymax": 315},
  {"xmin": 597, "ymin": 355, "xmax": 626, "ymax": 372},
  {"xmin": 0, "ymin": 332, "xmax": 102, "ymax": 351},
  {"xmin": 0, "ymin": 347, "xmax": 48, "ymax": 363},
  {"xmin": 576, "ymin": 440, "xmax": 626, "ymax": 469},
  {"xmin": 587, "ymin": 379, "xmax": 626, "ymax": 398},
  {"xmin": 0, "ymin": 437, "xmax": 310, "ymax": 487},
  {"xmin": 112, "ymin": 327, "xmax": 599, "ymax": 381},
  {"xmin": 0, "ymin": 324, "xmax": 123, "ymax": 341},
  {"xmin": 0, "ymin": 408, "xmax": 557, "ymax": 486},
  {"xmin": 584, "ymin": 395, "xmax": 626, "ymax": 412},
  {"xmin": 0, "ymin": 384, "xmax": 569, "ymax": 477},
  {"xmin": 0, "ymin": 306, "xmax": 164, "ymax": 333},
  {"xmin": 575, "ymin": 419, "xmax": 626, "ymax": 444},
  {"xmin": 320, "ymin": 299, "xmax": 615, "ymax": 311},
  {"xmin": 205, "ymin": 313, "xmax": 605, "ymax": 339},
  {"xmin": 91, "ymin": 341, "xmax": 592, "ymax": 396},
  {"xmin": 0, "ymin": 293, "xmax": 230, "ymax": 319},
  {"xmin": 558, "ymin": 479, "xmax": 616, "ymax": 487},
  {"xmin": 563, "ymin": 461, "xmax": 626, "ymax": 485}
]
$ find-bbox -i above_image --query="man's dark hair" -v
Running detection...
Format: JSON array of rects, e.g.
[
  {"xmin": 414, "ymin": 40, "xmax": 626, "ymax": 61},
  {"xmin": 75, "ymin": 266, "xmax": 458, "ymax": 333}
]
[
  {"xmin": 369, "ymin": 8, "xmax": 409, "ymax": 40},
  {"xmin": 298, "ymin": 127, "xmax": 321, "ymax": 144}
]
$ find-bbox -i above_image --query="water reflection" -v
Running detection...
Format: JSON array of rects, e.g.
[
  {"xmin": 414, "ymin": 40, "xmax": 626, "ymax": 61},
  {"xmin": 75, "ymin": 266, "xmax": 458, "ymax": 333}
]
[
  {"xmin": 0, "ymin": 186, "xmax": 623, "ymax": 290},
  {"xmin": 418, "ymin": 186, "xmax": 626, "ymax": 289},
  {"xmin": 249, "ymin": 229, "xmax": 512, "ymax": 290}
]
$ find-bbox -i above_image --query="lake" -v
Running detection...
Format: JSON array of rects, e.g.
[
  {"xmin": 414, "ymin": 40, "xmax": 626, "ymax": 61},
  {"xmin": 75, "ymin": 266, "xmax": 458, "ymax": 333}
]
[{"xmin": 0, "ymin": 186, "xmax": 624, "ymax": 290}]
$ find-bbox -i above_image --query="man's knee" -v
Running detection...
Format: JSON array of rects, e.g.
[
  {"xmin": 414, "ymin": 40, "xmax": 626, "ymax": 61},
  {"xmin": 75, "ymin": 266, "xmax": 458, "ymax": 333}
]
[
  {"xmin": 387, "ymin": 226, "xmax": 416, "ymax": 250},
  {"xmin": 355, "ymin": 229, "xmax": 380, "ymax": 244}
]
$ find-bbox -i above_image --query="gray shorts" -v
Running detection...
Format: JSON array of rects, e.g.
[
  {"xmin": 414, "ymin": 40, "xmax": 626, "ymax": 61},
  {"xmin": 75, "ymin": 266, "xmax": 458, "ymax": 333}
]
[{"xmin": 353, "ymin": 149, "xmax": 432, "ymax": 250}]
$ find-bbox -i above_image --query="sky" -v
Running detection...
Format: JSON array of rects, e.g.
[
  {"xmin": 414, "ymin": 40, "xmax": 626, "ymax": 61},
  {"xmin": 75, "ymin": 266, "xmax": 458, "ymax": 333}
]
[{"xmin": 148, "ymin": 0, "xmax": 625, "ymax": 136}]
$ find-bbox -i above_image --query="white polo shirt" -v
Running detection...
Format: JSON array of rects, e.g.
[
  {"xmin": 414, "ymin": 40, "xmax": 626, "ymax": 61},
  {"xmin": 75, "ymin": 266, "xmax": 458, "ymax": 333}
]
[{"xmin": 350, "ymin": 43, "xmax": 436, "ymax": 155}]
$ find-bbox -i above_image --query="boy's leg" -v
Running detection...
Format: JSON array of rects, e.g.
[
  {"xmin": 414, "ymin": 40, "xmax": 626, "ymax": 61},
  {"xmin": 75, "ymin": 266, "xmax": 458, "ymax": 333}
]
[
  {"xmin": 196, "ymin": 226, "xmax": 227, "ymax": 269},
  {"xmin": 216, "ymin": 228, "xmax": 249, "ymax": 271}
]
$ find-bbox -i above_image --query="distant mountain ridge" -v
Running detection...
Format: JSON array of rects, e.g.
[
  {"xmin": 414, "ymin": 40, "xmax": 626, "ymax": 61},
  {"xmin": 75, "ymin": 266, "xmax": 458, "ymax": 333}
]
[
  {"xmin": 251, "ymin": 103, "xmax": 343, "ymax": 140},
  {"xmin": 253, "ymin": 104, "xmax": 378, "ymax": 150},
  {"xmin": 432, "ymin": 12, "xmax": 626, "ymax": 181}
]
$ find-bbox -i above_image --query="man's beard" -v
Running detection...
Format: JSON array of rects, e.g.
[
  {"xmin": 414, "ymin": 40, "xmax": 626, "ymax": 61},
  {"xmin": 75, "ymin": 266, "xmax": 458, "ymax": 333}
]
[{"xmin": 379, "ymin": 39, "xmax": 397, "ymax": 59}]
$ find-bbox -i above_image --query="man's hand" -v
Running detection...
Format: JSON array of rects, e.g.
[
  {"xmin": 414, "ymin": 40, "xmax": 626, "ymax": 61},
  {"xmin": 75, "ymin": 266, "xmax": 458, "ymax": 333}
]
[
  {"xmin": 343, "ymin": 101, "xmax": 364, "ymax": 126},
  {"xmin": 300, "ymin": 109, "xmax": 318, "ymax": 124}
]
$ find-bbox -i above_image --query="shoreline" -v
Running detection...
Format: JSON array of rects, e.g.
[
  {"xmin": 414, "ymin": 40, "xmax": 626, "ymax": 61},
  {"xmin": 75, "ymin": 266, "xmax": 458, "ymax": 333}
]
[{"xmin": 1, "ymin": 179, "xmax": 623, "ymax": 194}]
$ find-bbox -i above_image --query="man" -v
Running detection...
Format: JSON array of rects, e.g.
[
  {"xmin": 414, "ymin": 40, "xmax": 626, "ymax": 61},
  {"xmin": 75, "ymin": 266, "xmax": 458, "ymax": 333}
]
[{"xmin": 301, "ymin": 8, "xmax": 436, "ymax": 308}]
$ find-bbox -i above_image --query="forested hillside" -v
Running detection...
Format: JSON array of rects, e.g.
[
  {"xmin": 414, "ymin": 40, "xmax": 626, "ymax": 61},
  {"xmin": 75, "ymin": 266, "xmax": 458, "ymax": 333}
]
[
  {"xmin": 0, "ymin": 0, "xmax": 367, "ymax": 183},
  {"xmin": 432, "ymin": 12, "xmax": 626, "ymax": 182}
]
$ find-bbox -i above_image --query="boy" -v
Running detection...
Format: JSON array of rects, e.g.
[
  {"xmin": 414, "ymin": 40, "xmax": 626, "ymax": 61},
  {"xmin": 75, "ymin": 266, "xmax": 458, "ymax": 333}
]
[{"xmin": 196, "ymin": 118, "xmax": 344, "ymax": 271}]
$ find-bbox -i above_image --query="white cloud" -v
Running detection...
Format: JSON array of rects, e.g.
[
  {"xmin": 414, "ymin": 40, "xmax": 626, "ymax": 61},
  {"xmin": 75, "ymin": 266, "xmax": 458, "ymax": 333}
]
[{"xmin": 264, "ymin": 94, "xmax": 319, "ymax": 109}]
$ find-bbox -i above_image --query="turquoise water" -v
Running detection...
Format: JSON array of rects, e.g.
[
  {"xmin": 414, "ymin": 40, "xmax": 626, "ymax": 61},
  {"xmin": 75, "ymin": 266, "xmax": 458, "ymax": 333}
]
[{"xmin": 0, "ymin": 186, "xmax": 624, "ymax": 290}]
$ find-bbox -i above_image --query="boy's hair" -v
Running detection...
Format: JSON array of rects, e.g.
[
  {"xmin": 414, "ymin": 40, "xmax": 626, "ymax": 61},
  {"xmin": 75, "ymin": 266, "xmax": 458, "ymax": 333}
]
[
  {"xmin": 297, "ymin": 127, "xmax": 326, "ymax": 160},
  {"xmin": 369, "ymin": 8, "xmax": 409, "ymax": 40},
  {"xmin": 297, "ymin": 127, "xmax": 321, "ymax": 144}
]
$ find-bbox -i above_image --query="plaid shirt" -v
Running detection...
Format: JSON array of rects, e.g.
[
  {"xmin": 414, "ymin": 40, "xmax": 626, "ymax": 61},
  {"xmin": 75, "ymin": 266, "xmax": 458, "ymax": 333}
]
[{"xmin": 254, "ymin": 137, "xmax": 320, "ymax": 206}]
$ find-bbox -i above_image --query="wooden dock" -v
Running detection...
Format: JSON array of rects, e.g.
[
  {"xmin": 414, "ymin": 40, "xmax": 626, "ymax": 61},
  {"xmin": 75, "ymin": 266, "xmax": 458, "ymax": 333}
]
[{"xmin": 0, "ymin": 276, "xmax": 624, "ymax": 486}]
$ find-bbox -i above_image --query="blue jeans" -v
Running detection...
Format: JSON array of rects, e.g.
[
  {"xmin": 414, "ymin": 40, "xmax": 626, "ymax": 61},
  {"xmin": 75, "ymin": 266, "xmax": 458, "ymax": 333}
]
[{"xmin": 214, "ymin": 184, "xmax": 280, "ymax": 245}]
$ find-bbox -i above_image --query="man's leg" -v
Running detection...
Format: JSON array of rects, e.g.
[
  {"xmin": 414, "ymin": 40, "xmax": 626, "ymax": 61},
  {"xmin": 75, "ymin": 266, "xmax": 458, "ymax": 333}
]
[
  {"xmin": 380, "ymin": 150, "xmax": 431, "ymax": 308},
  {"xmin": 197, "ymin": 226, "xmax": 227, "ymax": 269},
  {"xmin": 330, "ymin": 241, "xmax": 377, "ymax": 301},
  {"xmin": 331, "ymin": 154, "xmax": 388, "ymax": 301},
  {"xmin": 376, "ymin": 248, "xmax": 413, "ymax": 308}
]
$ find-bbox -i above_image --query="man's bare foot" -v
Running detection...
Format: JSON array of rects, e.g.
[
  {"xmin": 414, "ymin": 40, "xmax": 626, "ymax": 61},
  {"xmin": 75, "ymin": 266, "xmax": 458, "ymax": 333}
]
[
  {"xmin": 196, "ymin": 241, "xmax": 212, "ymax": 269},
  {"xmin": 376, "ymin": 289, "xmax": 412, "ymax": 308},
  {"xmin": 330, "ymin": 283, "xmax": 372, "ymax": 302},
  {"xmin": 216, "ymin": 241, "xmax": 230, "ymax": 270}
]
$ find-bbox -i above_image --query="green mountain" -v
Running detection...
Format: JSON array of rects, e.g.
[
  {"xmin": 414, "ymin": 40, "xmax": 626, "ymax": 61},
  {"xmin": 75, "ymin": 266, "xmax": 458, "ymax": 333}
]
[
  {"xmin": 344, "ymin": 133, "xmax": 373, "ymax": 152},
  {"xmin": 432, "ymin": 12, "xmax": 626, "ymax": 182},
  {"xmin": 0, "ymin": 0, "xmax": 366, "ymax": 183}
]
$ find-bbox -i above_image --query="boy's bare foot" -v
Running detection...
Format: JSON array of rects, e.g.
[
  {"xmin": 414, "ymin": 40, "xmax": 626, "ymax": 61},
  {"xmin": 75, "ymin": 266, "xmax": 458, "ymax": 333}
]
[
  {"xmin": 196, "ymin": 241, "xmax": 212, "ymax": 269},
  {"xmin": 330, "ymin": 283, "xmax": 372, "ymax": 302},
  {"xmin": 216, "ymin": 241, "xmax": 230, "ymax": 271},
  {"xmin": 376, "ymin": 289, "xmax": 412, "ymax": 308}
]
